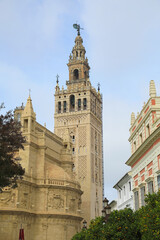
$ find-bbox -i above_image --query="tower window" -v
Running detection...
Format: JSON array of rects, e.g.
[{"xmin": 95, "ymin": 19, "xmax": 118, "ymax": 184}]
[
  {"xmin": 24, "ymin": 119, "xmax": 28, "ymax": 129},
  {"xmin": 73, "ymin": 69, "xmax": 79, "ymax": 80},
  {"xmin": 78, "ymin": 99, "xmax": 81, "ymax": 111},
  {"xmin": 83, "ymin": 98, "xmax": 87, "ymax": 110},
  {"xmin": 76, "ymin": 51, "xmax": 78, "ymax": 58},
  {"xmin": 58, "ymin": 102, "xmax": 61, "ymax": 113},
  {"xmin": 70, "ymin": 95, "xmax": 75, "ymax": 111},
  {"xmin": 63, "ymin": 101, "xmax": 66, "ymax": 112},
  {"xmin": 72, "ymin": 135, "xmax": 75, "ymax": 143},
  {"xmin": 72, "ymin": 147, "xmax": 75, "ymax": 154}
]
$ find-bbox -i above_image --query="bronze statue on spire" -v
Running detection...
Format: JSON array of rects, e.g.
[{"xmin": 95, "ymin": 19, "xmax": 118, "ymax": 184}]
[{"xmin": 73, "ymin": 23, "xmax": 83, "ymax": 36}]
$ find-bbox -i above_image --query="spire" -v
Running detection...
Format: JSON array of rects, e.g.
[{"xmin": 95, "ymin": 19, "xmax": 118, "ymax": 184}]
[
  {"xmin": 131, "ymin": 112, "xmax": 135, "ymax": 125},
  {"xmin": 149, "ymin": 80, "xmax": 156, "ymax": 97},
  {"xmin": 67, "ymin": 32, "xmax": 90, "ymax": 82},
  {"xmin": 23, "ymin": 94, "xmax": 36, "ymax": 119}
]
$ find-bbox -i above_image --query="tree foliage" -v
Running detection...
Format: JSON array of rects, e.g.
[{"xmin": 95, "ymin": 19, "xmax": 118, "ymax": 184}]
[
  {"xmin": 72, "ymin": 191, "xmax": 160, "ymax": 240},
  {"xmin": 138, "ymin": 192, "xmax": 160, "ymax": 240},
  {"xmin": 0, "ymin": 105, "xmax": 25, "ymax": 191}
]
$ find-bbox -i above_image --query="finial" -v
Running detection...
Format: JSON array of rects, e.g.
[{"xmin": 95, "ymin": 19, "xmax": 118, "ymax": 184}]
[
  {"xmin": 98, "ymin": 83, "xmax": 100, "ymax": 92},
  {"xmin": 29, "ymin": 89, "xmax": 31, "ymax": 97},
  {"xmin": 131, "ymin": 112, "xmax": 135, "ymax": 126},
  {"xmin": 73, "ymin": 23, "xmax": 84, "ymax": 36},
  {"xmin": 149, "ymin": 80, "xmax": 156, "ymax": 97},
  {"xmin": 56, "ymin": 74, "xmax": 59, "ymax": 85}
]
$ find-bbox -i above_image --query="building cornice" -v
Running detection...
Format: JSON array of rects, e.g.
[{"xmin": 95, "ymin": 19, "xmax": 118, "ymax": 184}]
[{"xmin": 126, "ymin": 126, "xmax": 160, "ymax": 167}]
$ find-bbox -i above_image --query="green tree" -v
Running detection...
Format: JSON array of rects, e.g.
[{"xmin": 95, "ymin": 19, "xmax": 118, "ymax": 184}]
[
  {"xmin": 72, "ymin": 209, "xmax": 140, "ymax": 240},
  {"xmin": 138, "ymin": 191, "xmax": 160, "ymax": 240},
  {"xmin": 0, "ymin": 105, "xmax": 25, "ymax": 191},
  {"xmin": 105, "ymin": 208, "xmax": 140, "ymax": 240}
]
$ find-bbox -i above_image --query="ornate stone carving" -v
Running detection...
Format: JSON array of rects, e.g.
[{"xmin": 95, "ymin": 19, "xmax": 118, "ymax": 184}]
[
  {"xmin": 0, "ymin": 191, "xmax": 15, "ymax": 205},
  {"xmin": 78, "ymin": 156, "xmax": 87, "ymax": 180},
  {"xmin": 48, "ymin": 193, "xmax": 64, "ymax": 209},
  {"xmin": 78, "ymin": 126, "xmax": 86, "ymax": 146}
]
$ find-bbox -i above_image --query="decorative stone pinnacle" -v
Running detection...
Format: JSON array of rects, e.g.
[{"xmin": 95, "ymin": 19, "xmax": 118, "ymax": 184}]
[
  {"xmin": 149, "ymin": 80, "xmax": 156, "ymax": 97},
  {"xmin": 29, "ymin": 89, "xmax": 31, "ymax": 97},
  {"xmin": 131, "ymin": 112, "xmax": 135, "ymax": 126},
  {"xmin": 98, "ymin": 83, "xmax": 100, "ymax": 92},
  {"xmin": 56, "ymin": 74, "xmax": 59, "ymax": 85}
]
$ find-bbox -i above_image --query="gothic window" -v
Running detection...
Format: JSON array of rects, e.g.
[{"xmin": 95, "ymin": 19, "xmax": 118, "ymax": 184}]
[
  {"xmin": 70, "ymin": 95, "xmax": 75, "ymax": 111},
  {"xmin": 63, "ymin": 101, "xmax": 66, "ymax": 112},
  {"xmin": 58, "ymin": 101, "xmax": 61, "ymax": 113},
  {"xmin": 78, "ymin": 99, "xmax": 81, "ymax": 111},
  {"xmin": 83, "ymin": 98, "xmax": 87, "ymax": 110},
  {"xmin": 129, "ymin": 181, "xmax": 131, "ymax": 191},
  {"xmin": 72, "ymin": 147, "xmax": 75, "ymax": 155},
  {"xmin": 73, "ymin": 69, "xmax": 79, "ymax": 80},
  {"xmin": 76, "ymin": 51, "xmax": 78, "ymax": 58},
  {"xmin": 24, "ymin": 119, "xmax": 28, "ymax": 129},
  {"xmin": 72, "ymin": 135, "xmax": 75, "ymax": 143}
]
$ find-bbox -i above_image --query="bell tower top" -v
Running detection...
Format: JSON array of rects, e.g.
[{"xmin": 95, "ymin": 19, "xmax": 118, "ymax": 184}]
[{"xmin": 67, "ymin": 26, "xmax": 90, "ymax": 83}]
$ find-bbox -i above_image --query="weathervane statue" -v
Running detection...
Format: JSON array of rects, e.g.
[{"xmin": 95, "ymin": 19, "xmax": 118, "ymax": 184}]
[{"xmin": 73, "ymin": 23, "xmax": 83, "ymax": 35}]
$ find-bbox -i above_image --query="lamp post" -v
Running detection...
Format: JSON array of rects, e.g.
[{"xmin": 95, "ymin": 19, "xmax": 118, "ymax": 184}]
[
  {"xmin": 102, "ymin": 198, "xmax": 111, "ymax": 223},
  {"xmin": 82, "ymin": 219, "xmax": 87, "ymax": 229}
]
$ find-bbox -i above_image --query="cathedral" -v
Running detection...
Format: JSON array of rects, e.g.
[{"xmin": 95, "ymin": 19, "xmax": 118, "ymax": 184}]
[{"xmin": 0, "ymin": 29, "xmax": 103, "ymax": 240}]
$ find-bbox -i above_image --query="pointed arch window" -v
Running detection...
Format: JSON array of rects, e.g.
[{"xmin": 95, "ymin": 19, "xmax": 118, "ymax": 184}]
[
  {"xmin": 63, "ymin": 101, "xmax": 66, "ymax": 112},
  {"xmin": 78, "ymin": 99, "xmax": 81, "ymax": 111},
  {"xmin": 70, "ymin": 95, "xmax": 75, "ymax": 111},
  {"xmin": 83, "ymin": 98, "xmax": 87, "ymax": 110},
  {"xmin": 58, "ymin": 102, "xmax": 61, "ymax": 113},
  {"xmin": 73, "ymin": 69, "xmax": 79, "ymax": 80}
]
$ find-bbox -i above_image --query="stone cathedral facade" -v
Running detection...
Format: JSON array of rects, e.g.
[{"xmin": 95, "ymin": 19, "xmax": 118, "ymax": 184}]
[
  {"xmin": 0, "ymin": 31, "xmax": 103, "ymax": 240},
  {"xmin": 54, "ymin": 32, "xmax": 103, "ymax": 223}
]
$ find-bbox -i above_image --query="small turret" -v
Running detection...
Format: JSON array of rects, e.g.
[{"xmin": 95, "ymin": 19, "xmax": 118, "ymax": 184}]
[
  {"xmin": 149, "ymin": 80, "xmax": 156, "ymax": 97},
  {"xmin": 23, "ymin": 95, "xmax": 36, "ymax": 119},
  {"xmin": 131, "ymin": 112, "xmax": 135, "ymax": 125},
  {"xmin": 22, "ymin": 94, "xmax": 36, "ymax": 133}
]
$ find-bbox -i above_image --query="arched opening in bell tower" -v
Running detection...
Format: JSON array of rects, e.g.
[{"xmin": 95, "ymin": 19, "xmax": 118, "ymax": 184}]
[
  {"xmin": 73, "ymin": 69, "xmax": 79, "ymax": 80},
  {"xmin": 70, "ymin": 95, "xmax": 75, "ymax": 111}
]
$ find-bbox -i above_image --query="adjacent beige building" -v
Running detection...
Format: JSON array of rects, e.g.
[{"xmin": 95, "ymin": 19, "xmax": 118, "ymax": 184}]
[
  {"xmin": 0, "ymin": 31, "xmax": 103, "ymax": 239},
  {"xmin": 54, "ymin": 32, "xmax": 103, "ymax": 224}
]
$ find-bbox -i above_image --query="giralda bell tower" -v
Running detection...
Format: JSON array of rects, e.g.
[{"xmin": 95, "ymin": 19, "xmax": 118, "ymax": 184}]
[{"xmin": 54, "ymin": 25, "xmax": 103, "ymax": 223}]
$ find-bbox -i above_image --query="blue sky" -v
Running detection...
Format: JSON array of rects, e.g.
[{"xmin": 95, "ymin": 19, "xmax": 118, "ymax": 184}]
[{"xmin": 1, "ymin": 0, "xmax": 160, "ymax": 201}]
